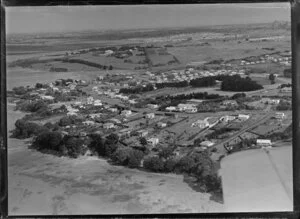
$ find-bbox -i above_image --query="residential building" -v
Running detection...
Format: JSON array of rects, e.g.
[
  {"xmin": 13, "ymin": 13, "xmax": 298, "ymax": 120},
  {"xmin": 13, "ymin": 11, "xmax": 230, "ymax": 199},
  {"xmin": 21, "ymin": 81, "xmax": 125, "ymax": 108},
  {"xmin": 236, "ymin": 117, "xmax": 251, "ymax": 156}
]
[
  {"xmin": 137, "ymin": 130, "xmax": 148, "ymax": 137},
  {"xmin": 147, "ymin": 104, "xmax": 159, "ymax": 109},
  {"xmin": 256, "ymin": 139, "xmax": 272, "ymax": 147},
  {"xmin": 166, "ymin": 106, "xmax": 177, "ymax": 112},
  {"xmin": 220, "ymin": 115, "xmax": 236, "ymax": 123},
  {"xmin": 200, "ymin": 141, "xmax": 214, "ymax": 148},
  {"xmin": 87, "ymin": 96, "xmax": 94, "ymax": 105},
  {"xmin": 94, "ymin": 99, "xmax": 102, "ymax": 106},
  {"xmin": 103, "ymin": 123, "xmax": 115, "ymax": 129},
  {"xmin": 147, "ymin": 137, "xmax": 159, "ymax": 146},
  {"xmin": 157, "ymin": 122, "xmax": 167, "ymax": 128},
  {"xmin": 238, "ymin": 114, "xmax": 250, "ymax": 121},
  {"xmin": 275, "ymin": 112, "xmax": 285, "ymax": 120},
  {"xmin": 121, "ymin": 110, "xmax": 132, "ymax": 117},
  {"xmin": 146, "ymin": 113, "xmax": 155, "ymax": 119},
  {"xmin": 192, "ymin": 120, "xmax": 209, "ymax": 128}
]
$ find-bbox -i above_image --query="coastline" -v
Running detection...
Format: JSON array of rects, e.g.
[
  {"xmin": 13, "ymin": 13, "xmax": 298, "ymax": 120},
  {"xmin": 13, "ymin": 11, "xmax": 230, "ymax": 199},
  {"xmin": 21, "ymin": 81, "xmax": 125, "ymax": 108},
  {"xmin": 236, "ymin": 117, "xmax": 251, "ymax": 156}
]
[{"xmin": 7, "ymin": 104, "xmax": 223, "ymax": 215}]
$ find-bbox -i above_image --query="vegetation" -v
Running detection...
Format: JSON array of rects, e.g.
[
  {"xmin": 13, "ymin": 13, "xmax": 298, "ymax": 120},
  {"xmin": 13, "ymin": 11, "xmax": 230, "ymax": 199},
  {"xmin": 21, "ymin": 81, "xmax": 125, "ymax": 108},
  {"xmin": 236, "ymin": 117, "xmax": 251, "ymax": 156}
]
[{"xmin": 221, "ymin": 75, "xmax": 263, "ymax": 91}]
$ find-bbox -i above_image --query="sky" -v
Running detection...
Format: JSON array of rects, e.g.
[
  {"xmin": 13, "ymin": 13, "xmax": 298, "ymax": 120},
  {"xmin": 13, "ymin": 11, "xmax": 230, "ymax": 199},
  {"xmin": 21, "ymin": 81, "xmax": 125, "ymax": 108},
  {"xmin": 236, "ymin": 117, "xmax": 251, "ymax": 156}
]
[{"xmin": 6, "ymin": 3, "xmax": 291, "ymax": 34}]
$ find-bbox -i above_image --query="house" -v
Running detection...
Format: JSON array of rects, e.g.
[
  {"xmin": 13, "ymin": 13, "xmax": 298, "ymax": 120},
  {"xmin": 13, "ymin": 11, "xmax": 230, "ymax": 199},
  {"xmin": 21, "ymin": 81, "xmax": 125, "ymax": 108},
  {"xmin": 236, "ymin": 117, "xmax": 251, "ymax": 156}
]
[
  {"xmin": 87, "ymin": 96, "xmax": 94, "ymax": 105},
  {"xmin": 157, "ymin": 122, "xmax": 167, "ymax": 128},
  {"xmin": 121, "ymin": 110, "xmax": 132, "ymax": 117},
  {"xmin": 147, "ymin": 137, "xmax": 159, "ymax": 146},
  {"xmin": 137, "ymin": 130, "xmax": 148, "ymax": 137},
  {"xmin": 200, "ymin": 141, "xmax": 214, "ymax": 148},
  {"xmin": 129, "ymin": 99, "xmax": 137, "ymax": 104},
  {"xmin": 147, "ymin": 104, "xmax": 159, "ymax": 109},
  {"xmin": 40, "ymin": 95, "xmax": 54, "ymax": 100},
  {"xmin": 97, "ymin": 76, "xmax": 104, "ymax": 80},
  {"xmin": 103, "ymin": 123, "xmax": 115, "ymax": 129},
  {"xmin": 256, "ymin": 139, "xmax": 272, "ymax": 148},
  {"xmin": 83, "ymin": 120, "xmax": 95, "ymax": 126},
  {"xmin": 185, "ymin": 107, "xmax": 198, "ymax": 113},
  {"xmin": 192, "ymin": 120, "xmax": 210, "ymax": 128},
  {"xmin": 108, "ymin": 108, "xmax": 118, "ymax": 113},
  {"xmin": 220, "ymin": 115, "xmax": 236, "ymax": 123},
  {"xmin": 146, "ymin": 113, "xmax": 155, "ymax": 119},
  {"xmin": 261, "ymin": 98, "xmax": 280, "ymax": 105},
  {"xmin": 166, "ymin": 106, "xmax": 177, "ymax": 112},
  {"xmin": 93, "ymin": 99, "xmax": 102, "ymax": 106},
  {"xmin": 222, "ymin": 100, "xmax": 238, "ymax": 106},
  {"xmin": 275, "ymin": 112, "xmax": 285, "ymax": 120},
  {"xmin": 177, "ymin": 103, "xmax": 197, "ymax": 112},
  {"xmin": 89, "ymin": 113, "xmax": 102, "ymax": 119},
  {"xmin": 109, "ymin": 118, "xmax": 122, "ymax": 124},
  {"xmin": 238, "ymin": 114, "xmax": 250, "ymax": 121}
]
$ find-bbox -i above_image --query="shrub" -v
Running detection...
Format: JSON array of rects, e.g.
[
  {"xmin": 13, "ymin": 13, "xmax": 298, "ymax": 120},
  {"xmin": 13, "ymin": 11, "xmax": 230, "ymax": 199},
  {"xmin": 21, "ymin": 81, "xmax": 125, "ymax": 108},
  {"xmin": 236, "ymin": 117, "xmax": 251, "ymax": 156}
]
[
  {"xmin": 111, "ymin": 146, "xmax": 132, "ymax": 165},
  {"xmin": 164, "ymin": 157, "xmax": 178, "ymax": 172},
  {"xmin": 63, "ymin": 136, "xmax": 86, "ymax": 158},
  {"xmin": 32, "ymin": 131, "xmax": 63, "ymax": 151},
  {"xmin": 88, "ymin": 133, "xmax": 106, "ymax": 156},
  {"xmin": 158, "ymin": 146, "xmax": 174, "ymax": 159},
  {"xmin": 58, "ymin": 115, "xmax": 82, "ymax": 126},
  {"xmin": 12, "ymin": 119, "xmax": 49, "ymax": 139},
  {"xmin": 128, "ymin": 149, "xmax": 144, "ymax": 168},
  {"xmin": 143, "ymin": 156, "xmax": 165, "ymax": 172}
]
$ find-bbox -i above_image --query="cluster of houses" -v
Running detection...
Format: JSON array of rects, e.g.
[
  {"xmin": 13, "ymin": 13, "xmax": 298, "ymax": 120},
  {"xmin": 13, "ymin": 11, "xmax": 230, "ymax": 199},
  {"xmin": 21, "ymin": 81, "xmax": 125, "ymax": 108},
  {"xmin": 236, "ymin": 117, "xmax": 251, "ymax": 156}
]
[
  {"xmin": 166, "ymin": 103, "xmax": 198, "ymax": 113},
  {"xmin": 239, "ymin": 54, "xmax": 291, "ymax": 66},
  {"xmin": 153, "ymin": 68, "xmax": 246, "ymax": 83}
]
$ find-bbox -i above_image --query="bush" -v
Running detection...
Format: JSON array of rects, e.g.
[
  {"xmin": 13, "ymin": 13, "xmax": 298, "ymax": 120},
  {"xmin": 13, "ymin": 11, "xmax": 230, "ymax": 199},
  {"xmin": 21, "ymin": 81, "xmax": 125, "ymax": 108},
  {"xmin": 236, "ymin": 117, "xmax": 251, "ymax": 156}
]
[
  {"xmin": 16, "ymin": 100, "xmax": 49, "ymax": 113},
  {"xmin": 12, "ymin": 119, "xmax": 49, "ymax": 139},
  {"xmin": 63, "ymin": 136, "xmax": 86, "ymax": 158},
  {"xmin": 158, "ymin": 146, "xmax": 174, "ymax": 159},
  {"xmin": 12, "ymin": 86, "xmax": 28, "ymax": 95},
  {"xmin": 128, "ymin": 149, "xmax": 144, "ymax": 168},
  {"xmin": 143, "ymin": 156, "xmax": 165, "ymax": 172},
  {"xmin": 176, "ymin": 156, "xmax": 196, "ymax": 173},
  {"xmin": 32, "ymin": 131, "xmax": 63, "ymax": 151},
  {"xmin": 58, "ymin": 115, "xmax": 82, "ymax": 126},
  {"xmin": 221, "ymin": 75, "xmax": 263, "ymax": 91},
  {"xmin": 164, "ymin": 157, "xmax": 178, "ymax": 172},
  {"xmin": 89, "ymin": 133, "xmax": 106, "ymax": 156}
]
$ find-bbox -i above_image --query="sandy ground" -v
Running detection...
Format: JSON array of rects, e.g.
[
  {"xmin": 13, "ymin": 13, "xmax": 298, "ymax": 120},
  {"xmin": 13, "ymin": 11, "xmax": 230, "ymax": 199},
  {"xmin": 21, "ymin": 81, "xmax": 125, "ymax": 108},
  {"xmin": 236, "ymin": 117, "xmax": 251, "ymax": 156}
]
[
  {"xmin": 7, "ymin": 104, "xmax": 223, "ymax": 215},
  {"xmin": 220, "ymin": 146, "xmax": 293, "ymax": 212}
]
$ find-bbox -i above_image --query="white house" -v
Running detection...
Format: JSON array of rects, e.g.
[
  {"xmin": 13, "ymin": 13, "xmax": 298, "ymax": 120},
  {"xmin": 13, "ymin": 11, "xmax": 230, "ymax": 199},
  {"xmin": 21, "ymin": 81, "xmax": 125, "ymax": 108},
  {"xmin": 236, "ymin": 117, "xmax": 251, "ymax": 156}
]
[
  {"xmin": 40, "ymin": 95, "xmax": 54, "ymax": 100},
  {"xmin": 166, "ymin": 106, "xmax": 177, "ymax": 112},
  {"xmin": 87, "ymin": 96, "xmax": 94, "ymax": 105},
  {"xmin": 147, "ymin": 104, "xmax": 159, "ymax": 109},
  {"xmin": 200, "ymin": 141, "xmax": 214, "ymax": 148},
  {"xmin": 192, "ymin": 120, "xmax": 210, "ymax": 128},
  {"xmin": 93, "ymin": 99, "xmax": 102, "ymax": 106},
  {"xmin": 121, "ymin": 110, "xmax": 132, "ymax": 117},
  {"xmin": 103, "ymin": 123, "xmax": 115, "ymax": 129},
  {"xmin": 147, "ymin": 137, "xmax": 159, "ymax": 146},
  {"xmin": 275, "ymin": 112, "xmax": 285, "ymax": 120},
  {"xmin": 238, "ymin": 114, "xmax": 250, "ymax": 121},
  {"xmin": 220, "ymin": 115, "xmax": 236, "ymax": 123},
  {"xmin": 146, "ymin": 113, "xmax": 155, "ymax": 119},
  {"xmin": 137, "ymin": 130, "xmax": 148, "ymax": 137},
  {"xmin": 83, "ymin": 120, "xmax": 95, "ymax": 126},
  {"xmin": 157, "ymin": 122, "xmax": 167, "ymax": 128},
  {"xmin": 256, "ymin": 139, "xmax": 272, "ymax": 148},
  {"xmin": 108, "ymin": 108, "xmax": 118, "ymax": 113}
]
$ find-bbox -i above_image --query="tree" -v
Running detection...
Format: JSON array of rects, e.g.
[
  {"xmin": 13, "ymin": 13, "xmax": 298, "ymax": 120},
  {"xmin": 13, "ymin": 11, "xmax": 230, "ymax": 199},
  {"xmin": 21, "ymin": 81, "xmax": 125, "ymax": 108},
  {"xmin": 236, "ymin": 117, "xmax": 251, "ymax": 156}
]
[
  {"xmin": 63, "ymin": 136, "xmax": 86, "ymax": 158},
  {"xmin": 32, "ymin": 131, "xmax": 63, "ymax": 151},
  {"xmin": 164, "ymin": 157, "xmax": 178, "ymax": 172},
  {"xmin": 89, "ymin": 133, "xmax": 106, "ymax": 156},
  {"xmin": 128, "ymin": 149, "xmax": 144, "ymax": 168},
  {"xmin": 143, "ymin": 156, "xmax": 165, "ymax": 172},
  {"xmin": 269, "ymin": 73, "xmax": 276, "ymax": 84},
  {"xmin": 111, "ymin": 146, "xmax": 132, "ymax": 165},
  {"xmin": 109, "ymin": 65, "xmax": 113, "ymax": 70},
  {"xmin": 140, "ymin": 137, "xmax": 148, "ymax": 146},
  {"xmin": 158, "ymin": 146, "xmax": 174, "ymax": 159}
]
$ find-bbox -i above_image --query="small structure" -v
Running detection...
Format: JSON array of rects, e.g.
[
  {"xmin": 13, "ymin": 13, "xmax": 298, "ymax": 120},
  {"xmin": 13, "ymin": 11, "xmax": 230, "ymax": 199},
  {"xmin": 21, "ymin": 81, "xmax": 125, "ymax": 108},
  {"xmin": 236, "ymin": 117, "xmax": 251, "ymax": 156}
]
[
  {"xmin": 121, "ymin": 110, "xmax": 132, "ymax": 117},
  {"xmin": 275, "ymin": 112, "xmax": 285, "ymax": 120},
  {"xmin": 192, "ymin": 120, "xmax": 209, "ymax": 128},
  {"xmin": 147, "ymin": 104, "xmax": 159, "ymax": 109},
  {"xmin": 220, "ymin": 115, "xmax": 236, "ymax": 123},
  {"xmin": 87, "ymin": 96, "xmax": 94, "ymax": 105},
  {"xmin": 147, "ymin": 137, "xmax": 159, "ymax": 146},
  {"xmin": 157, "ymin": 122, "xmax": 167, "ymax": 128},
  {"xmin": 146, "ymin": 113, "xmax": 155, "ymax": 119},
  {"xmin": 256, "ymin": 139, "xmax": 272, "ymax": 148},
  {"xmin": 40, "ymin": 95, "xmax": 54, "ymax": 100},
  {"xmin": 103, "ymin": 123, "xmax": 115, "ymax": 129},
  {"xmin": 93, "ymin": 99, "xmax": 102, "ymax": 106},
  {"xmin": 83, "ymin": 120, "xmax": 95, "ymax": 126},
  {"xmin": 166, "ymin": 106, "xmax": 177, "ymax": 112},
  {"xmin": 238, "ymin": 114, "xmax": 250, "ymax": 121},
  {"xmin": 137, "ymin": 130, "xmax": 148, "ymax": 137},
  {"xmin": 200, "ymin": 141, "xmax": 214, "ymax": 148}
]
